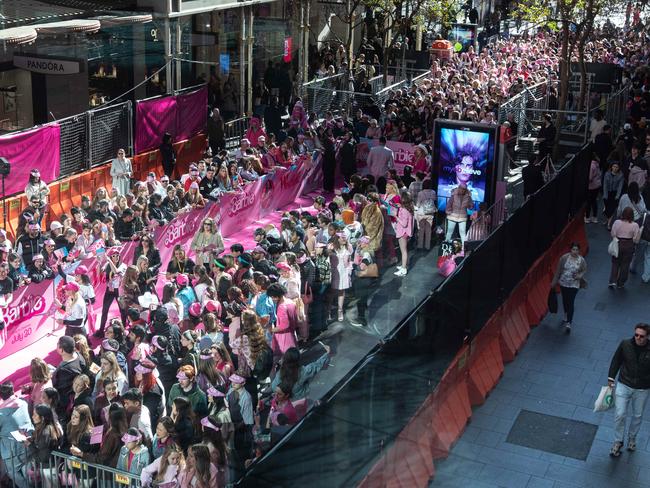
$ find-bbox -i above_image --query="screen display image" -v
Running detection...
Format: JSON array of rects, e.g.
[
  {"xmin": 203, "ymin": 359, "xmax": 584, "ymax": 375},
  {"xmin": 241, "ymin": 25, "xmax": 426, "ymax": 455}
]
[
  {"xmin": 436, "ymin": 125, "xmax": 495, "ymax": 212},
  {"xmin": 451, "ymin": 24, "xmax": 476, "ymax": 53}
]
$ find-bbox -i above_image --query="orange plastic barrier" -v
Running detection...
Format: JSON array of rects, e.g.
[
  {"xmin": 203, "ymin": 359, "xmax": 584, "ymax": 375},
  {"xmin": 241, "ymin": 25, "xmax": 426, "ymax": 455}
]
[
  {"xmin": 466, "ymin": 316, "xmax": 504, "ymax": 406},
  {"xmin": 358, "ymin": 395, "xmax": 437, "ymax": 488},
  {"xmin": 354, "ymin": 214, "xmax": 589, "ymax": 487},
  {"xmin": 1, "ymin": 133, "xmax": 206, "ymax": 240}
]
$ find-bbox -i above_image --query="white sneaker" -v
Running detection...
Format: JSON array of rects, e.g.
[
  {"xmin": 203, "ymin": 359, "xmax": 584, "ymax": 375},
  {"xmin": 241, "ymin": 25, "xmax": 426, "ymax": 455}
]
[
  {"xmin": 395, "ymin": 267, "xmax": 408, "ymax": 277},
  {"xmin": 584, "ymin": 217, "xmax": 591, "ymax": 224},
  {"xmin": 393, "ymin": 266, "xmax": 404, "ymax": 275},
  {"xmin": 591, "ymin": 217, "xmax": 598, "ymax": 223}
]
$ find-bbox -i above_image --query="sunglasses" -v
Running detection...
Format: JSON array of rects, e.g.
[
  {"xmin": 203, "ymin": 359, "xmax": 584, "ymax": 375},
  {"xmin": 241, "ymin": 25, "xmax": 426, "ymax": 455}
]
[{"xmin": 635, "ymin": 334, "xmax": 647, "ymax": 338}]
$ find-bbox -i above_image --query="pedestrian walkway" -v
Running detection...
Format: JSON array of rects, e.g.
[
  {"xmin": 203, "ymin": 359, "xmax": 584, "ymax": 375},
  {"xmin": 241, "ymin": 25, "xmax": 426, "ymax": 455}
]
[{"xmin": 432, "ymin": 223, "xmax": 650, "ymax": 488}]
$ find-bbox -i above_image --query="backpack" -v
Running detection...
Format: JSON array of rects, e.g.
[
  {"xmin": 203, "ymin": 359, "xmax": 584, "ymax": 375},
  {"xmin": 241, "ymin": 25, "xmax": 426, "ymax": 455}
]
[{"xmin": 253, "ymin": 345, "xmax": 274, "ymax": 381}]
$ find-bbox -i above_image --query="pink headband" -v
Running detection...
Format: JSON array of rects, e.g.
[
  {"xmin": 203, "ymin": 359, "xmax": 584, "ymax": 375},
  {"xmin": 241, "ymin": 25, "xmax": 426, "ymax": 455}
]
[
  {"xmin": 229, "ymin": 373, "xmax": 245, "ymax": 385},
  {"xmin": 151, "ymin": 336, "xmax": 163, "ymax": 350},
  {"xmin": 200, "ymin": 416, "xmax": 220, "ymax": 432},
  {"xmin": 200, "ymin": 354, "xmax": 213, "ymax": 360},
  {"xmin": 121, "ymin": 432, "xmax": 142, "ymax": 444},
  {"xmin": 134, "ymin": 364, "xmax": 153, "ymax": 374},
  {"xmin": 176, "ymin": 372, "xmax": 189, "ymax": 381},
  {"xmin": 207, "ymin": 386, "xmax": 225, "ymax": 398},
  {"xmin": 101, "ymin": 339, "xmax": 118, "ymax": 352}
]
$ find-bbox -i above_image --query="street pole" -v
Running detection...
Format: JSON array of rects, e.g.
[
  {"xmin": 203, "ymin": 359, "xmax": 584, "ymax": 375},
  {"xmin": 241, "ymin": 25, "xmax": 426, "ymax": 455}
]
[
  {"xmin": 240, "ymin": 9, "xmax": 246, "ymax": 116},
  {"xmin": 247, "ymin": 5, "xmax": 254, "ymax": 115}
]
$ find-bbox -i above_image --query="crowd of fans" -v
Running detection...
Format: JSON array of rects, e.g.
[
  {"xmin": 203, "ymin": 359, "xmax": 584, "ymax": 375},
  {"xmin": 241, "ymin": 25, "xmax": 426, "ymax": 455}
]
[{"xmin": 1, "ymin": 15, "xmax": 650, "ymax": 488}]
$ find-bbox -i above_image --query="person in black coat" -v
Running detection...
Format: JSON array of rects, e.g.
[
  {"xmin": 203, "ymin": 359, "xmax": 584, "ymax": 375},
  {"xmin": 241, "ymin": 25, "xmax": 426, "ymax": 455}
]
[
  {"xmin": 522, "ymin": 157, "xmax": 545, "ymax": 199},
  {"xmin": 150, "ymin": 338, "xmax": 178, "ymax": 401},
  {"xmin": 170, "ymin": 397, "xmax": 197, "ymax": 455},
  {"xmin": 264, "ymin": 96, "xmax": 284, "ymax": 139},
  {"xmin": 160, "ymin": 133, "xmax": 177, "ymax": 178},
  {"xmin": 27, "ymin": 254, "xmax": 54, "ymax": 283},
  {"xmin": 321, "ymin": 132, "xmax": 337, "ymax": 193},
  {"xmin": 338, "ymin": 131, "xmax": 357, "ymax": 182},
  {"xmin": 52, "ymin": 337, "xmax": 86, "ymax": 422},
  {"xmin": 149, "ymin": 194, "xmax": 175, "ymax": 226},
  {"xmin": 132, "ymin": 235, "xmax": 162, "ymax": 274},
  {"xmin": 150, "ymin": 308, "xmax": 181, "ymax": 360}
]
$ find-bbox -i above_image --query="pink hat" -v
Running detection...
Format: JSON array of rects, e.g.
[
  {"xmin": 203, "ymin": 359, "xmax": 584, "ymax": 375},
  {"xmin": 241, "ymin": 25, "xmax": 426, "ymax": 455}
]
[
  {"xmin": 74, "ymin": 265, "xmax": 89, "ymax": 275},
  {"xmin": 176, "ymin": 371, "xmax": 189, "ymax": 381},
  {"xmin": 44, "ymin": 239, "xmax": 55, "ymax": 246},
  {"xmin": 64, "ymin": 282, "xmax": 80, "ymax": 293},
  {"xmin": 32, "ymin": 254, "xmax": 44, "ymax": 261},
  {"xmin": 276, "ymin": 262, "xmax": 291, "ymax": 272},
  {"xmin": 106, "ymin": 247, "xmax": 121, "ymax": 257},
  {"xmin": 50, "ymin": 221, "xmax": 63, "ymax": 231},
  {"xmin": 229, "ymin": 373, "xmax": 245, "ymax": 385},
  {"xmin": 151, "ymin": 336, "xmax": 164, "ymax": 350},
  {"xmin": 176, "ymin": 274, "xmax": 189, "ymax": 286},
  {"xmin": 207, "ymin": 386, "xmax": 225, "ymax": 398},
  {"xmin": 315, "ymin": 242, "xmax": 327, "ymax": 249},
  {"xmin": 358, "ymin": 236, "xmax": 370, "ymax": 245},
  {"xmin": 252, "ymin": 246, "xmax": 267, "ymax": 255},
  {"xmin": 204, "ymin": 300, "xmax": 221, "ymax": 313},
  {"xmin": 121, "ymin": 432, "xmax": 142, "ymax": 444},
  {"xmin": 190, "ymin": 182, "xmax": 199, "ymax": 190},
  {"xmin": 200, "ymin": 416, "xmax": 220, "ymax": 432},
  {"xmin": 30, "ymin": 169, "xmax": 40, "ymax": 177},
  {"xmin": 189, "ymin": 302, "xmax": 202, "ymax": 317},
  {"xmin": 101, "ymin": 339, "xmax": 118, "ymax": 352}
]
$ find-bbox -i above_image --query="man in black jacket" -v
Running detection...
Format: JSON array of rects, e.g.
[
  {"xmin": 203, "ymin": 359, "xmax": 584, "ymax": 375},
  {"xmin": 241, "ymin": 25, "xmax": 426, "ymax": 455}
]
[
  {"xmin": 52, "ymin": 336, "xmax": 86, "ymax": 423},
  {"xmin": 608, "ymin": 323, "xmax": 650, "ymax": 456},
  {"xmin": 115, "ymin": 208, "xmax": 137, "ymax": 242}
]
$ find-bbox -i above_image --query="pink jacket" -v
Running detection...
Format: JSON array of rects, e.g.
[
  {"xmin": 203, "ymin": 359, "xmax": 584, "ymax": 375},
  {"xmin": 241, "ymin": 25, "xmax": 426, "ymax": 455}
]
[
  {"xmin": 141, "ymin": 457, "xmax": 180, "ymax": 487},
  {"xmin": 178, "ymin": 464, "xmax": 219, "ymax": 488},
  {"xmin": 393, "ymin": 206, "xmax": 414, "ymax": 238},
  {"xmin": 588, "ymin": 160, "xmax": 602, "ymax": 190}
]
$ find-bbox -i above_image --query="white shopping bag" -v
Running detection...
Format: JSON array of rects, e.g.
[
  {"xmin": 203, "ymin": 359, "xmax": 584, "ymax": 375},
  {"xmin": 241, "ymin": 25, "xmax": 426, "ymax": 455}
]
[{"xmin": 593, "ymin": 385, "xmax": 615, "ymax": 412}]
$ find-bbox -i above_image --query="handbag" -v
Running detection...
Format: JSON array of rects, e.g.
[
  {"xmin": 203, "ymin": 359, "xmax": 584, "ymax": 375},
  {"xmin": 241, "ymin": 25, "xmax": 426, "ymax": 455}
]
[
  {"xmin": 301, "ymin": 283, "xmax": 313, "ymax": 305},
  {"xmin": 357, "ymin": 263, "xmax": 379, "ymax": 278},
  {"xmin": 579, "ymin": 278, "xmax": 588, "ymax": 289},
  {"xmin": 607, "ymin": 237, "xmax": 619, "ymax": 258}
]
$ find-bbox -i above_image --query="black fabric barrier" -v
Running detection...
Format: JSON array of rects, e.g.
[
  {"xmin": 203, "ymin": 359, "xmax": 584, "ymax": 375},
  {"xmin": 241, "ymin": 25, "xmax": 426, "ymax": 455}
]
[{"xmin": 235, "ymin": 146, "xmax": 591, "ymax": 487}]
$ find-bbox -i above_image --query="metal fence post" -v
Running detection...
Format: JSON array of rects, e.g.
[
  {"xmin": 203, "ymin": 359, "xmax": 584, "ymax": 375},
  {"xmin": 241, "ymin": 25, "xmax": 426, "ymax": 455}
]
[
  {"xmin": 127, "ymin": 100, "xmax": 134, "ymax": 157},
  {"xmin": 86, "ymin": 109, "xmax": 93, "ymax": 171}
]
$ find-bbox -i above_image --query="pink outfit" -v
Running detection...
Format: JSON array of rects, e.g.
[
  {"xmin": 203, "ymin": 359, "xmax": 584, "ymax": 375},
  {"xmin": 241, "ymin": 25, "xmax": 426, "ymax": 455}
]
[
  {"xmin": 588, "ymin": 160, "xmax": 602, "ymax": 190},
  {"xmin": 29, "ymin": 379, "xmax": 52, "ymax": 407},
  {"xmin": 413, "ymin": 157, "xmax": 429, "ymax": 173},
  {"xmin": 178, "ymin": 464, "xmax": 219, "ymax": 488},
  {"xmin": 611, "ymin": 220, "xmax": 640, "ymax": 240},
  {"xmin": 245, "ymin": 118, "xmax": 267, "ymax": 144},
  {"xmin": 270, "ymin": 398, "xmax": 298, "ymax": 425},
  {"xmin": 393, "ymin": 206, "xmax": 414, "ymax": 238},
  {"xmin": 141, "ymin": 457, "xmax": 180, "ymax": 487},
  {"xmin": 272, "ymin": 300, "xmax": 298, "ymax": 354}
]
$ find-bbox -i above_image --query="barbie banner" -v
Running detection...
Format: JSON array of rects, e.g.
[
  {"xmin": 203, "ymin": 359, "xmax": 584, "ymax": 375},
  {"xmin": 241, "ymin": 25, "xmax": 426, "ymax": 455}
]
[
  {"xmin": 355, "ymin": 138, "xmax": 415, "ymax": 175},
  {"xmin": 0, "ymin": 125, "xmax": 61, "ymax": 197},
  {"xmin": 0, "ymin": 160, "xmax": 319, "ymax": 361},
  {"xmin": 0, "ymin": 281, "xmax": 55, "ymax": 360}
]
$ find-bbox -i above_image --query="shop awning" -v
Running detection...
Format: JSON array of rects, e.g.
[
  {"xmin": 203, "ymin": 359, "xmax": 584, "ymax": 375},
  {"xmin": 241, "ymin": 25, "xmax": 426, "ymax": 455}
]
[
  {"xmin": 34, "ymin": 19, "xmax": 101, "ymax": 34},
  {"xmin": 0, "ymin": 26, "xmax": 38, "ymax": 45}
]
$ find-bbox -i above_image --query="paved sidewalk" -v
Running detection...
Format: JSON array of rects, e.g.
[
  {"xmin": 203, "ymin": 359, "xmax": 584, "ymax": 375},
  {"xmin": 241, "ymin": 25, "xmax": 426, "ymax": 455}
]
[{"xmin": 432, "ymin": 223, "xmax": 650, "ymax": 488}]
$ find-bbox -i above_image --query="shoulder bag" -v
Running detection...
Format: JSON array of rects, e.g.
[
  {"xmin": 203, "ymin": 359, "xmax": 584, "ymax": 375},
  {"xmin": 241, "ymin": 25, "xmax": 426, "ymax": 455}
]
[{"xmin": 607, "ymin": 236, "xmax": 619, "ymax": 258}]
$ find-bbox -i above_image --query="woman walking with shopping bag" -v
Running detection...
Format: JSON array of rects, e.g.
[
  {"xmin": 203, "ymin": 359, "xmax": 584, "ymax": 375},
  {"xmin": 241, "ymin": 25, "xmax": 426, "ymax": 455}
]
[{"xmin": 551, "ymin": 242, "xmax": 587, "ymax": 334}]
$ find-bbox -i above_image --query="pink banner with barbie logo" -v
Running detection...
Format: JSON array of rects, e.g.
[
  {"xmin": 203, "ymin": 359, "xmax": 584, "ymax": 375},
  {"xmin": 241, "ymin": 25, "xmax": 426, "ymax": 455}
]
[
  {"xmin": 0, "ymin": 280, "xmax": 54, "ymax": 360},
  {"xmin": 217, "ymin": 179, "xmax": 264, "ymax": 237},
  {"xmin": 355, "ymin": 138, "xmax": 416, "ymax": 175},
  {"xmin": 0, "ymin": 125, "xmax": 61, "ymax": 197},
  {"xmin": 0, "ymin": 159, "xmax": 319, "ymax": 365}
]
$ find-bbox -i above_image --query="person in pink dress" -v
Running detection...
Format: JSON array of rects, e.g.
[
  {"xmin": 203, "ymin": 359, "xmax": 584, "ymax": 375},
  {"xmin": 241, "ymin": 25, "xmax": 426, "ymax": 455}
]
[
  {"xmin": 267, "ymin": 283, "xmax": 298, "ymax": 357},
  {"xmin": 393, "ymin": 191, "xmax": 414, "ymax": 277}
]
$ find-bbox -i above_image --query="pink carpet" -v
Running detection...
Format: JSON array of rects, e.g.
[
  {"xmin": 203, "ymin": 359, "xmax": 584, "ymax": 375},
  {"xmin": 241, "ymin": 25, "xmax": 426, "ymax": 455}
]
[{"xmin": 2, "ymin": 192, "xmax": 321, "ymax": 389}]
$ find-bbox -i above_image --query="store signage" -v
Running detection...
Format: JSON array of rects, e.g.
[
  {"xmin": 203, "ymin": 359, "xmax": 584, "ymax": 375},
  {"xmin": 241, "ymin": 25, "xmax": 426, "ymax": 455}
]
[
  {"xmin": 283, "ymin": 37, "xmax": 292, "ymax": 62},
  {"xmin": 14, "ymin": 55, "xmax": 81, "ymax": 75}
]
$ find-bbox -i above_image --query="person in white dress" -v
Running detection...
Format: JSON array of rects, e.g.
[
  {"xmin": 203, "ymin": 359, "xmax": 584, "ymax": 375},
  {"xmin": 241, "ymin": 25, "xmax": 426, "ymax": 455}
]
[{"xmin": 110, "ymin": 148, "xmax": 132, "ymax": 196}]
